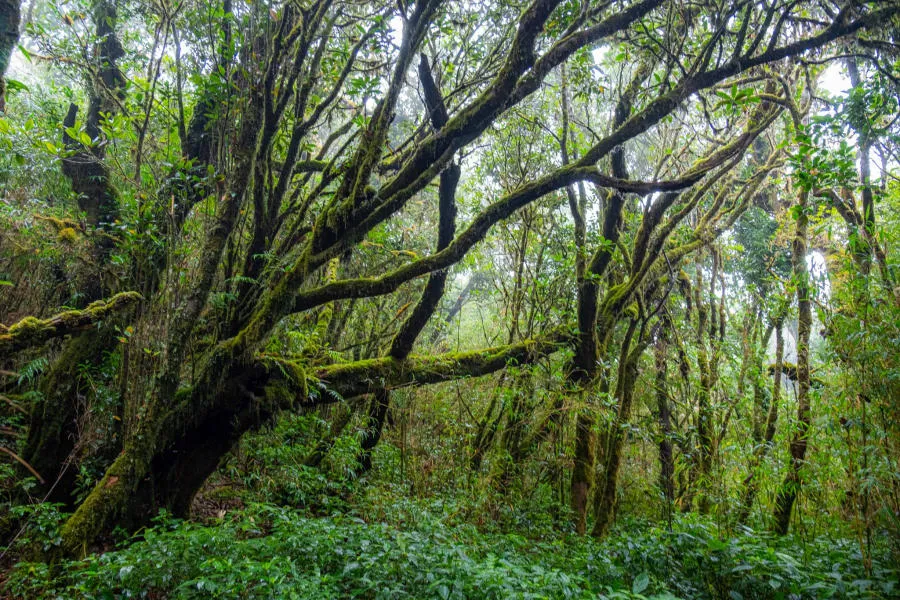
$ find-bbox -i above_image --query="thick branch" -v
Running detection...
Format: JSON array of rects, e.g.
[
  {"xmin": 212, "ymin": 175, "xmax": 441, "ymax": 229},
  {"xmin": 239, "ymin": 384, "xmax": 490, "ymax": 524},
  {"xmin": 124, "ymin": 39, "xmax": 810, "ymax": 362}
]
[
  {"xmin": 389, "ymin": 54, "xmax": 461, "ymax": 359},
  {"xmin": 311, "ymin": 328, "xmax": 569, "ymax": 400},
  {"xmin": 0, "ymin": 291, "xmax": 141, "ymax": 353}
]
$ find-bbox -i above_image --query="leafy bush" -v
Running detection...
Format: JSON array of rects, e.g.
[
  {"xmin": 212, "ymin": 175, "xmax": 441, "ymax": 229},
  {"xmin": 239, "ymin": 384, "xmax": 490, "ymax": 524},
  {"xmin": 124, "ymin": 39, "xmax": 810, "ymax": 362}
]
[{"xmin": 5, "ymin": 507, "xmax": 897, "ymax": 599}]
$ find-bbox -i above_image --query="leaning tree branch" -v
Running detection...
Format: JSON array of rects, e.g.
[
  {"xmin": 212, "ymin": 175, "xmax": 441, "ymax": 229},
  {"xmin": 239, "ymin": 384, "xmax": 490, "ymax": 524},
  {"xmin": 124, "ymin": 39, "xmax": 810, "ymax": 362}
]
[
  {"xmin": 291, "ymin": 164, "xmax": 709, "ymax": 316},
  {"xmin": 388, "ymin": 54, "xmax": 461, "ymax": 359}
]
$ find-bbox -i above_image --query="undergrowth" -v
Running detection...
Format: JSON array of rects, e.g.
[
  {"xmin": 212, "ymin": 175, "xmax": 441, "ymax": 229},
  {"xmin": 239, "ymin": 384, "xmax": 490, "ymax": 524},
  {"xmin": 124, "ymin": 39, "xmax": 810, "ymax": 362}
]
[
  {"xmin": 4, "ymin": 415, "xmax": 897, "ymax": 599},
  {"xmin": 4, "ymin": 504, "xmax": 897, "ymax": 599}
]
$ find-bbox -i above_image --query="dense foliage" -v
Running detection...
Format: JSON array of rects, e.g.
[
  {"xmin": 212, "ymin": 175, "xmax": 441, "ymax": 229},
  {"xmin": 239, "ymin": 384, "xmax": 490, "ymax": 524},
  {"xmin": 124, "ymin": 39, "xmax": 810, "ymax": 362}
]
[
  {"xmin": 7, "ymin": 506, "xmax": 898, "ymax": 599},
  {"xmin": 1, "ymin": 0, "xmax": 899, "ymax": 596}
]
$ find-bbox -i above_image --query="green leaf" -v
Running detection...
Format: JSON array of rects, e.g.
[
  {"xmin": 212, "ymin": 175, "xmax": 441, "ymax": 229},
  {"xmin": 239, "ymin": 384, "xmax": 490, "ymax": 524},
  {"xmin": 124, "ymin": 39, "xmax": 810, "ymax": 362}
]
[
  {"xmin": 4, "ymin": 78, "xmax": 28, "ymax": 92},
  {"xmin": 632, "ymin": 572, "xmax": 649, "ymax": 594}
]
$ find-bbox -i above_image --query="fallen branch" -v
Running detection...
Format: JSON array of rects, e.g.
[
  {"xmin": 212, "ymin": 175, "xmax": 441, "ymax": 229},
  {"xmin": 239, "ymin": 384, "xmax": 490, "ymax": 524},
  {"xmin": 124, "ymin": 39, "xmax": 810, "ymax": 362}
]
[{"xmin": 0, "ymin": 446, "xmax": 45, "ymax": 484}]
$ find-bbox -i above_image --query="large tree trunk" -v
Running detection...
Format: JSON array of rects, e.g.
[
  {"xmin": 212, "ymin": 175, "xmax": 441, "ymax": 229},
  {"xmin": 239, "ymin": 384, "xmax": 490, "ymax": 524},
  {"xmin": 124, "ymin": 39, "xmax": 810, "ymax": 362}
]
[
  {"xmin": 773, "ymin": 188, "xmax": 812, "ymax": 534},
  {"xmin": 22, "ymin": 330, "xmax": 113, "ymax": 504},
  {"xmin": 0, "ymin": 0, "xmax": 19, "ymax": 112},
  {"xmin": 592, "ymin": 319, "xmax": 644, "ymax": 537},
  {"xmin": 57, "ymin": 352, "xmax": 301, "ymax": 554},
  {"xmin": 56, "ymin": 330, "xmax": 565, "ymax": 554}
]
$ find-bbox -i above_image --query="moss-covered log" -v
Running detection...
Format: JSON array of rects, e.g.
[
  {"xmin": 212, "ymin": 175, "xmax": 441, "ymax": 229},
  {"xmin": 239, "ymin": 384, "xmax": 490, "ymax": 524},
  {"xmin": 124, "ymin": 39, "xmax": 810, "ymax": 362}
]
[{"xmin": 0, "ymin": 292, "xmax": 141, "ymax": 353}]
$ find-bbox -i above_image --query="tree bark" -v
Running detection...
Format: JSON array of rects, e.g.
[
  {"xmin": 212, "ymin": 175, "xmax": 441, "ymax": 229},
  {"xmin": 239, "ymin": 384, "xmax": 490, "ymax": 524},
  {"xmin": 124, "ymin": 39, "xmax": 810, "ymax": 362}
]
[
  {"xmin": 654, "ymin": 328, "xmax": 675, "ymax": 517},
  {"xmin": 0, "ymin": 0, "xmax": 19, "ymax": 112},
  {"xmin": 773, "ymin": 187, "xmax": 812, "ymax": 534},
  {"xmin": 691, "ymin": 254, "xmax": 715, "ymax": 514},
  {"xmin": 737, "ymin": 314, "xmax": 784, "ymax": 524},
  {"xmin": 592, "ymin": 318, "xmax": 645, "ymax": 537}
]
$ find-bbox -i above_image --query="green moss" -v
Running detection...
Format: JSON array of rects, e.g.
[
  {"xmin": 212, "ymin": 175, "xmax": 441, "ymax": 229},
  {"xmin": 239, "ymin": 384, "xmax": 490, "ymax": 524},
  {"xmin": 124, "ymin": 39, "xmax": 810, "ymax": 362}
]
[
  {"xmin": 5, "ymin": 316, "xmax": 49, "ymax": 338},
  {"xmin": 2, "ymin": 292, "xmax": 142, "ymax": 352},
  {"xmin": 58, "ymin": 227, "xmax": 78, "ymax": 243},
  {"xmin": 261, "ymin": 357, "xmax": 310, "ymax": 403},
  {"xmin": 59, "ymin": 426, "xmax": 161, "ymax": 558},
  {"xmin": 624, "ymin": 303, "xmax": 639, "ymax": 320},
  {"xmin": 599, "ymin": 283, "xmax": 629, "ymax": 317},
  {"xmin": 263, "ymin": 381, "xmax": 294, "ymax": 409},
  {"xmin": 59, "ymin": 456, "xmax": 131, "ymax": 557}
]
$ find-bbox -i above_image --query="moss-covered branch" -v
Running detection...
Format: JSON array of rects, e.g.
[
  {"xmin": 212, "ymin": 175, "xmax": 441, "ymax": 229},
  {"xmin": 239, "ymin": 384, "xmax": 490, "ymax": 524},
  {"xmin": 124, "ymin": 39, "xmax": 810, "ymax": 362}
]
[
  {"xmin": 259, "ymin": 328, "xmax": 570, "ymax": 404},
  {"xmin": 0, "ymin": 291, "xmax": 141, "ymax": 353}
]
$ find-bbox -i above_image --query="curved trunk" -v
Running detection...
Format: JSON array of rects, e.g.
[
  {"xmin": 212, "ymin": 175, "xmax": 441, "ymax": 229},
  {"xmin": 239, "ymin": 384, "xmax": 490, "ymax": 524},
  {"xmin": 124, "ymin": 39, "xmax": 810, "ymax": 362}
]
[{"xmin": 58, "ymin": 364, "xmax": 284, "ymax": 554}]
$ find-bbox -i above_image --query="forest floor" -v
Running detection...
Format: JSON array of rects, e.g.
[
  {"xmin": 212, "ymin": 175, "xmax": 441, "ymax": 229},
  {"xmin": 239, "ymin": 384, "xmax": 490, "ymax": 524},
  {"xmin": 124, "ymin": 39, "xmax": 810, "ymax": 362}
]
[{"xmin": 2, "ymin": 419, "xmax": 898, "ymax": 599}]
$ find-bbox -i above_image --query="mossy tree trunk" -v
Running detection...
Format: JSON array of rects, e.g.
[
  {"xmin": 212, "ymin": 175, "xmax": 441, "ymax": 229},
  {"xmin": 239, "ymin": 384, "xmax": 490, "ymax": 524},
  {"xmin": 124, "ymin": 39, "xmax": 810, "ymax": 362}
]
[
  {"xmin": 22, "ymin": 329, "xmax": 113, "ymax": 503},
  {"xmin": 654, "ymin": 326, "xmax": 675, "ymax": 518},
  {"xmin": 737, "ymin": 313, "xmax": 785, "ymax": 524},
  {"xmin": 773, "ymin": 187, "xmax": 812, "ymax": 534},
  {"xmin": 592, "ymin": 317, "xmax": 646, "ymax": 537},
  {"xmin": 0, "ymin": 0, "xmax": 18, "ymax": 113}
]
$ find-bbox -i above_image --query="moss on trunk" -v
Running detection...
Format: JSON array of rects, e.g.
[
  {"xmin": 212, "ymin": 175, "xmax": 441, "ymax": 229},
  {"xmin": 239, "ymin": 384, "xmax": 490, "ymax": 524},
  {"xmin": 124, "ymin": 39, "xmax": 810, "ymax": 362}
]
[{"xmin": 0, "ymin": 0, "xmax": 19, "ymax": 112}]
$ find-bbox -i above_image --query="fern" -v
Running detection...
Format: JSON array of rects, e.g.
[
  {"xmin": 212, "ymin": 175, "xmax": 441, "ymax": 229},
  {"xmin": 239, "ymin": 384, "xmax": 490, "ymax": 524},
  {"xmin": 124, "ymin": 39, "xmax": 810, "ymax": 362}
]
[{"xmin": 17, "ymin": 357, "xmax": 49, "ymax": 385}]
